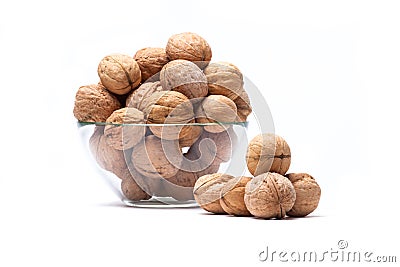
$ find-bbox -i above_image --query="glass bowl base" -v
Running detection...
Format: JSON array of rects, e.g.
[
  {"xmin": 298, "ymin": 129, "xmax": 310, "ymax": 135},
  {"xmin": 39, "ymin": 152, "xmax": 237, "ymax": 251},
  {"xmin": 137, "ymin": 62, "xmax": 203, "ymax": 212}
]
[{"xmin": 122, "ymin": 197, "xmax": 199, "ymax": 208}]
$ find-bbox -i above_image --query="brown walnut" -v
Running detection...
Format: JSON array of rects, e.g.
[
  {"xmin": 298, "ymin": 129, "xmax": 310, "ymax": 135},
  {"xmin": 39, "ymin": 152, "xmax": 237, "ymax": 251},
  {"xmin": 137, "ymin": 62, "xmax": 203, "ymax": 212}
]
[
  {"xmin": 244, "ymin": 172, "xmax": 296, "ymax": 219},
  {"xmin": 178, "ymin": 125, "xmax": 202, "ymax": 148},
  {"xmin": 73, "ymin": 84, "xmax": 121, "ymax": 122},
  {"xmin": 144, "ymin": 91, "xmax": 198, "ymax": 145},
  {"xmin": 104, "ymin": 108, "xmax": 146, "ymax": 150},
  {"xmin": 246, "ymin": 133, "xmax": 291, "ymax": 176},
  {"xmin": 203, "ymin": 62, "xmax": 243, "ymax": 101},
  {"xmin": 193, "ymin": 173, "xmax": 234, "ymax": 214},
  {"xmin": 234, "ymin": 88, "xmax": 252, "ymax": 122},
  {"xmin": 134, "ymin": 47, "xmax": 169, "ymax": 82},
  {"xmin": 125, "ymin": 81, "xmax": 166, "ymax": 111},
  {"xmin": 196, "ymin": 95, "xmax": 238, "ymax": 133},
  {"xmin": 166, "ymin": 32, "xmax": 212, "ymax": 67},
  {"xmin": 220, "ymin": 176, "xmax": 252, "ymax": 216},
  {"xmin": 160, "ymin": 60, "xmax": 208, "ymax": 99},
  {"xmin": 98, "ymin": 54, "xmax": 141, "ymax": 95},
  {"xmin": 286, "ymin": 173, "xmax": 321, "ymax": 217}
]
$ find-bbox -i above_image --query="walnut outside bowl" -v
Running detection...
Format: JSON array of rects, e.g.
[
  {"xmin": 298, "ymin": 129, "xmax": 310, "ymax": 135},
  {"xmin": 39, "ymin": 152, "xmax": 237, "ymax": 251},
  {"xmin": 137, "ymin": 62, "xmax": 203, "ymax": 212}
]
[{"xmin": 77, "ymin": 121, "xmax": 249, "ymax": 208}]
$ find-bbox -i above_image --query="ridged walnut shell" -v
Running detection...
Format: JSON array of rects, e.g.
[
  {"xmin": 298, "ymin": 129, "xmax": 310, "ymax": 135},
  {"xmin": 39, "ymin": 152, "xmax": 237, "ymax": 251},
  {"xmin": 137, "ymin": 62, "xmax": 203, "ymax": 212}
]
[
  {"xmin": 220, "ymin": 176, "xmax": 252, "ymax": 216},
  {"xmin": 160, "ymin": 60, "xmax": 208, "ymax": 99},
  {"xmin": 125, "ymin": 81, "xmax": 166, "ymax": 111},
  {"xmin": 134, "ymin": 47, "xmax": 169, "ymax": 82},
  {"xmin": 144, "ymin": 91, "xmax": 197, "ymax": 144},
  {"xmin": 234, "ymin": 88, "xmax": 252, "ymax": 122},
  {"xmin": 244, "ymin": 172, "xmax": 296, "ymax": 219},
  {"xmin": 286, "ymin": 173, "xmax": 321, "ymax": 217},
  {"xmin": 193, "ymin": 173, "xmax": 234, "ymax": 214},
  {"xmin": 166, "ymin": 32, "xmax": 212, "ymax": 66},
  {"xmin": 98, "ymin": 54, "xmax": 141, "ymax": 95},
  {"xmin": 203, "ymin": 62, "xmax": 243, "ymax": 101},
  {"xmin": 246, "ymin": 133, "xmax": 291, "ymax": 176},
  {"xmin": 104, "ymin": 108, "xmax": 146, "ymax": 150},
  {"xmin": 73, "ymin": 84, "xmax": 121, "ymax": 122},
  {"xmin": 196, "ymin": 95, "xmax": 238, "ymax": 133},
  {"xmin": 131, "ymin": 135, "xmax": 182, "ymax": 180}
]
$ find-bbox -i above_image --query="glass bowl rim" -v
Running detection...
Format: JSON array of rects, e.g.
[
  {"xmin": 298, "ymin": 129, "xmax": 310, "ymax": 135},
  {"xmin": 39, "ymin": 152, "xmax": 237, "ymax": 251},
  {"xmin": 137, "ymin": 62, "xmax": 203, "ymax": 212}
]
[{"xmin": 77, "ymin": 121, "xmax": 249, "ymax": 127}]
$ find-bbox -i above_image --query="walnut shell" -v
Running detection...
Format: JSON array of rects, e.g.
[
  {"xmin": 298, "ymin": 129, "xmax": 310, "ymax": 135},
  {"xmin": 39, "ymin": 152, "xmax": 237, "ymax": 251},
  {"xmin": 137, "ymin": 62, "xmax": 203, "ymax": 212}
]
[
  {"xmin": 120, "ymin": 168, "xmax": 151, "ymax": 201},
  {"xmin": 178, "ymin": 125, "xmax": 202, "ymax": 148},
  {"xmin": 104, "ymin": 108, "xmax": 146, "ymax": 150},
  {"xmin": 166, "ymin": 32, "xmax": 212, "ymax": 67},
  {"xmin": 203, "ymin": 62, "xmax": 243, "ymax": 101},
  {"xmin": 234, "ymin": 88, "xmax": 252, "ymax": 122},
  {"xmin": 160, "ymin": 60, "xmax": 208, "ymax": 99},
  {"xmin": 73, "ymin": 84, "xmax": 121, "ymax": 122},
  {"xmin": 134, "ymin": 47, "xmax": 169, "ymax": 82},
  {"xmin": 196, "ymin": 95, "xmax": 238, "ymax": 133},
  {"xmin": 193, "ymin": 173, "xmax": 234, "ymax": 214},
  {"xmin": 286, "ymin": 173, "xmax": 321, "ymax": 217},
  {"xmin": 125, "ymin": 81, "xmax": 166, "ymax": 111},
  {"xmin": 246, "ymin": 133, "xmax": 291, "ymax": 176},
  {"xmin": 144, "ymin": 91, "xmax": 197, "ymax": 143},
  {"xmin": 98, "ymin": 54, "xmax": 141, "ymax": 95},
  {"xmin": 89, "ymin": 126, "xmax": 131, "ymax": 178},
  {"xmin": 220, "ymin": 176, "xmax": 252, "ymax": 216},
  {"xmin": 244, "ymin": 172, "xmax": 296, "ymax": 219},
  {"xmin": 131, "ymin": 135, "xmax": 182, "ymax": 180}
]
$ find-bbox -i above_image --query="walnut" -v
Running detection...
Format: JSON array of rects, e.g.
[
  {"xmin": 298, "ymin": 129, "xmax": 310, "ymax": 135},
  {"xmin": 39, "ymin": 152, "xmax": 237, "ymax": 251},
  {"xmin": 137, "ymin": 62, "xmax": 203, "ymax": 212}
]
[
  {"xmin": 166, "ymin": 32, "xmax": 212, "ymax": 67},
  {"xmin": 73, "ymin": 84, "xmax": 121, "ymax": 122},
  {"xmin": 104, "ymin": 108, "xmax": 146, "ymax": 150},
  {"xmin": 203, "ymin": 62, "xmax": 243, "ymax": 101},
  {"xmin": 234, "ymin": 88, "xmax": 252, "ymax": 122},
  {"xmin": 193, "ymin": 173, "xmax": 234, "ymax": 214},
  {"xmin": 196, "ymin": 95, "xmax": 238, "ymax": 133},
  {"xmin": 120, "ymin": 168, "xmax": 151, "ymax": 201},
  {"xmin": 89, "ymin": 126, "xmax": 131, "ymax": 179},
  {"xmin": 244, "ymin": 172, "xmax": 296, "ymax": 219},
  {"xmin": 98, "ymin": 54, "xmax": 141, "ymax": 95},
  {"xmin": 178, "ymin": 125, "xmax": 202, "ymax": 148},
  {"xmin": 134, "ymin": 47, "xmax": 169, "ymax": 82},
  {"xmin": 220, "ymin": 176, "xmax": 252, "ymax": 216},
  {"xmin": 144, "ymin": 91, "xmax": 198, "ymax": 144},
  {"xmin": 246, "ymin": 133, "xmax": 291, "ymax": 176},
  {"xmin": 131, "ymin": 135, "xmax": 182, "ymax": 180},
  {"xmin": 286, "ymin": 173, "xmax": 321, "ymax": 217},
  {"xmin": 160, "ymin": 60, "xmax": 208, "ymax": 99},
  {"xmin": 187, "ymin": 128, "xmax": 237, "ymax": 166},
  {"xmin": 125, "ymin": 81, "xmax": 166, "ymax": 111}
]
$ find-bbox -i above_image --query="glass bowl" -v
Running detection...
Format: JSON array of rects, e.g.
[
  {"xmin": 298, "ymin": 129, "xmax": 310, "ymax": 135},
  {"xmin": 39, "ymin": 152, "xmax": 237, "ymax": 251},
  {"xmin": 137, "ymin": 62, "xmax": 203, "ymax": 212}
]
[{"xmin": 78, "ymin": 121, "xmax": 251, "ymax": 207}]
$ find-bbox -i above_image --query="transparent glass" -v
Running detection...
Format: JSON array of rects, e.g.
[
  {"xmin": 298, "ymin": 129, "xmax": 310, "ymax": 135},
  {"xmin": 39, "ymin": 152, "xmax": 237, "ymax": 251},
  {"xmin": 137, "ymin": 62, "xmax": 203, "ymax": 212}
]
[{"xmin": 78, "ymin": 122, "xmax": 250, "ymax": 207}]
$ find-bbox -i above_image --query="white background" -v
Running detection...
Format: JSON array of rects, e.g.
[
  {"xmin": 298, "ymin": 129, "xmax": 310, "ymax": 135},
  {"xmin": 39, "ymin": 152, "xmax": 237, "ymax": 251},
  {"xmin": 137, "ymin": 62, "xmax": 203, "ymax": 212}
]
[{"xmin": 1, "ymin": 0, "xmax": 399, "ymax": 266}]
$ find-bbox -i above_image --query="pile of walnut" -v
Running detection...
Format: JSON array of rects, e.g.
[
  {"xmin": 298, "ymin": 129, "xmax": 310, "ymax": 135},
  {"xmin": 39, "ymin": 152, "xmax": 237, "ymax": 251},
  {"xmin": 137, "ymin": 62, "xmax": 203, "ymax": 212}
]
[
  {"xmin": 193, "ymin": 133, "xmax": 322, "ymax": 219},
  {"xmin": 73, "ymin": 32, "xmax": 251, "ymax": 201}
]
